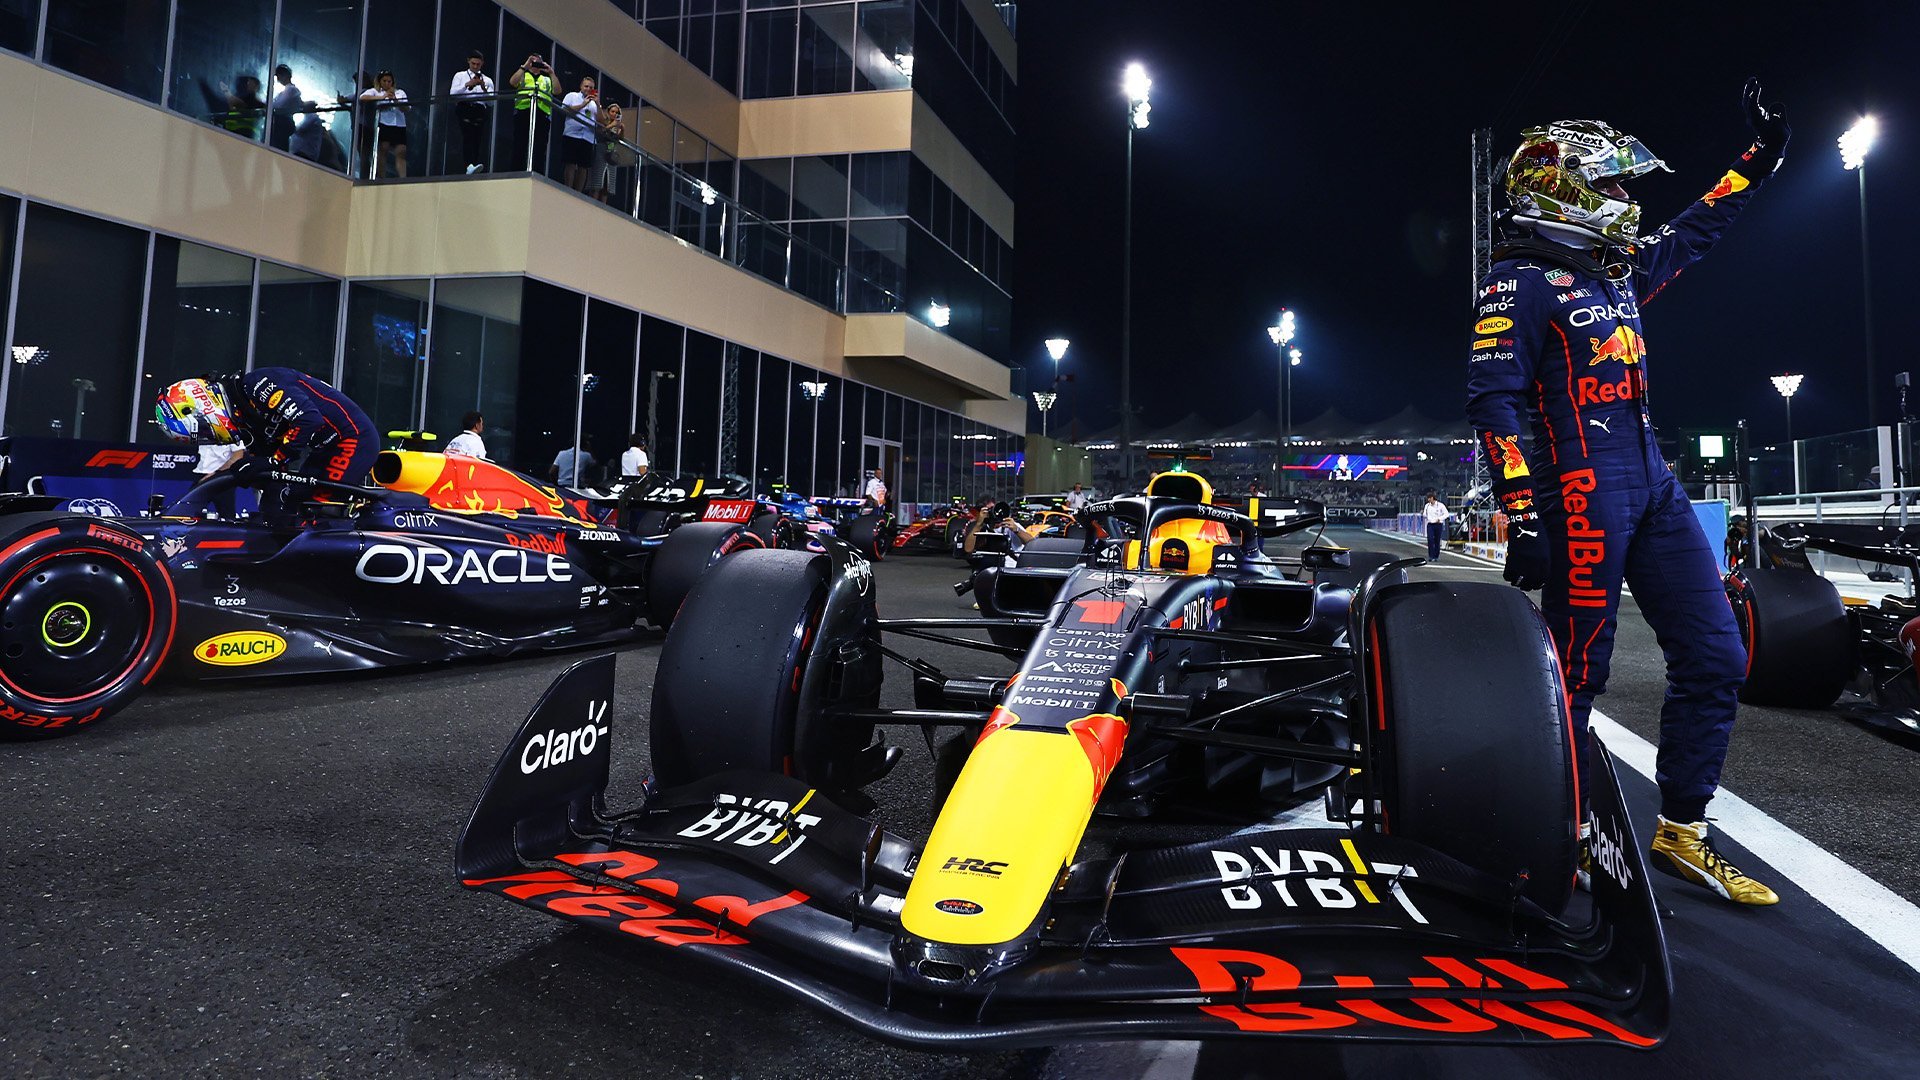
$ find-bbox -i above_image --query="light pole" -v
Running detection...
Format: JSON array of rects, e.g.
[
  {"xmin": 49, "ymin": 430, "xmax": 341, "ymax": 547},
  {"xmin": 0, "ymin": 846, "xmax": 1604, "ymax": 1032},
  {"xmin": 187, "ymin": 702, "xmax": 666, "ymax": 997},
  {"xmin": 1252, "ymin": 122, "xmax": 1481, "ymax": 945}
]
[
  {"xmin": 1771, "ymin": 373, "xmax": 1804, "ymax": 494},
  {"xmin": 1121, "ymin": 62, "xmax": 1151, "ymax": 482},
  {"xmin": 1840, "ymin": 115, "xmax": 1877, "ymax": 427},
  {"xmin": 1266, "ymin": 310, "xmax": 1296, "ymax": 491},
  {"xmin": 1042, "ymin": 337, "xmax": 1070, "ymax": 438}
]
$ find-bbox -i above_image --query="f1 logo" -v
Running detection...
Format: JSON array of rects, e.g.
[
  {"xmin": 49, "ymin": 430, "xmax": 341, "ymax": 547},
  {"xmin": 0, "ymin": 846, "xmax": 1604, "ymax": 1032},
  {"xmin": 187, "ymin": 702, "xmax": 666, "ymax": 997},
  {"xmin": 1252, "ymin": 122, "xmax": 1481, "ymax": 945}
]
[{"xmin": 85, "ymin": 450, "xmax": 148, "ymax": 469}]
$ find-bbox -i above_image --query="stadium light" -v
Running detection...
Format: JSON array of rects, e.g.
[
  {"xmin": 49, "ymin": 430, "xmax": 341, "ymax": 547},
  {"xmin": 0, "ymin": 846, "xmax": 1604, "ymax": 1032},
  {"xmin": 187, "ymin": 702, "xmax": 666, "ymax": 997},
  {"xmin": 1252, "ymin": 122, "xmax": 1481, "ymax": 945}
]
[
  {"xmin": 1772, "ymin": 373, "xmax": 1803, "ymax": 449},
  {"xmin": 927, "ymin": 301, "xmax": 951, "ymax": 328},
  {"xmin": 1124, "ymin": 63, "xmax": 1151, "ymax": 129},
  {"xmin": 1033, "ymin": 390, "xmax": 1059, "ymax": 438},
  {"xmin": 1120, "ymin": 63, "xmax": 1153, "ymax": 481},
  {"xmin": 1044, "ymin": 337, "xmax": 1070, "ymax": 362},
  {"xmin": 1289, "ymin": 347, "xmax": 1303, "ymax": 367},
  {"xmin": 1839, "ymin": 116, "xmax": 1877, "ymax": 171},
  {"xmin": 1840, "ymin": 116, "xmax": 1880, "ymax": 425}
]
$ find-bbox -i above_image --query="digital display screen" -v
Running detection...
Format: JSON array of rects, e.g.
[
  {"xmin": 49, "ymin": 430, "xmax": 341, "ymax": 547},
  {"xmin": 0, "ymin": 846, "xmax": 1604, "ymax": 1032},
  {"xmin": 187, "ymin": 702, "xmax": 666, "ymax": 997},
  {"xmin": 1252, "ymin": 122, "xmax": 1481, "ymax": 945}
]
[
  {"xmin": 1282, "ymin": 452, "xmax": 1406, "ymax": 481},
  {"xmin": 1698, "ymin": 435, "xmax": 1726, "ymax": 458},
  {"xmin": 372, "ymin": 314, "xmax": 419, "ymax": 361}
]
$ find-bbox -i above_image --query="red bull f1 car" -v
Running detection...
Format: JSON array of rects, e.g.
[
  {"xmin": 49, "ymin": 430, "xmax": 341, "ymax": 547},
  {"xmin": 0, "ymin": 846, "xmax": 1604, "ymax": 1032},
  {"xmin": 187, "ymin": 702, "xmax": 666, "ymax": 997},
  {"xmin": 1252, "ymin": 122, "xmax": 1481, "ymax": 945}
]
[
  {"xmin": 0, "ymin": 451, "xmax": 758, "ymax": 740},
  {"xmin": 457, "ymin": 485, "xmax": 1669, "ymax": 1049},
  {"xmin": 1730, "ymin": 519, "xmax": 1920, "ymax": 740}
]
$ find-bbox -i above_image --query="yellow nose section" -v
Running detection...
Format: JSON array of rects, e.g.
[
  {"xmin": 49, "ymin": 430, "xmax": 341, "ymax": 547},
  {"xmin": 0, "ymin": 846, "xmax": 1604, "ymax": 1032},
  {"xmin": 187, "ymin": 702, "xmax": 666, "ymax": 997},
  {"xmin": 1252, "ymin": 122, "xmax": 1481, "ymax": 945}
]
[{"xmin": 902, "ymin": 723, "xmax": 1106, "ymax": 946}]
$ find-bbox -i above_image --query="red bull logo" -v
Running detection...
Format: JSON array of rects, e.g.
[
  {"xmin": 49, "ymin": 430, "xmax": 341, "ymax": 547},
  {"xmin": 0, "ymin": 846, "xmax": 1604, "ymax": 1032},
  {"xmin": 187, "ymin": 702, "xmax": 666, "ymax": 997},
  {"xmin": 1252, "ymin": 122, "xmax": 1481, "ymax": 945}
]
[
  {"xmin": 1486, "ymin": 434, "xmax": 1530, "ymax": 481},
  {"xmin": 1587, "ymin": 326, "xmax": 1645, "ymax": 367},
  {"xmin": 1576, "ymin": 373, "xmax": 1638, "ymax": 406},
  {"xmin": 324, "ymin": 438, "xmax": 360, "ymax": 482},
  {"xmin": 1701, "ymin": 169, "xmax": 1749, "ymax": 206},
  {"xmin": 507, "ymin": 532, "xmax": 567, "ymax": 554},
  {"xmin": 1561, "ymin": 469, "xmax": 1608, "ymax": 609}
]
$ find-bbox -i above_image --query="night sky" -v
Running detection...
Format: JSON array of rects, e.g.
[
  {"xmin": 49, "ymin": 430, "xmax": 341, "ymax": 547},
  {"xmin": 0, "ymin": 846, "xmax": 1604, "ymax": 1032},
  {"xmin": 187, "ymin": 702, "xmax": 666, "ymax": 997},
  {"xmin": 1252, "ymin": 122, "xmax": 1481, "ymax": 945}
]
[{"xmin": 1011, "ymin": 1, "xmax": 1920, "ymax": 447}]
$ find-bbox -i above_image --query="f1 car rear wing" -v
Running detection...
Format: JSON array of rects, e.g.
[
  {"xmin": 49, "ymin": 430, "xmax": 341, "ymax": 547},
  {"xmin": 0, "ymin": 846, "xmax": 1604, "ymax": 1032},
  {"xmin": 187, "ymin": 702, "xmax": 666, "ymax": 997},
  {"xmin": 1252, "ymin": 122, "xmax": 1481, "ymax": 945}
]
[{"xmin": 456, "ymin": 658, "xmax": 1670, "ymax": 1051}]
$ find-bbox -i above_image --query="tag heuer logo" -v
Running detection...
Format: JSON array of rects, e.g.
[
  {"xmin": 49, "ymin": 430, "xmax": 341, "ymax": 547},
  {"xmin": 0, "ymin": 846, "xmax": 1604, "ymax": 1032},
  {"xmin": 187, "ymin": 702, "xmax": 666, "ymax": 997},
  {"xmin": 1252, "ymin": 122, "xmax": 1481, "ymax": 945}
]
[{"xmin": 1546, "ymin": 269, "xmax": 1575, "ymax": 287}]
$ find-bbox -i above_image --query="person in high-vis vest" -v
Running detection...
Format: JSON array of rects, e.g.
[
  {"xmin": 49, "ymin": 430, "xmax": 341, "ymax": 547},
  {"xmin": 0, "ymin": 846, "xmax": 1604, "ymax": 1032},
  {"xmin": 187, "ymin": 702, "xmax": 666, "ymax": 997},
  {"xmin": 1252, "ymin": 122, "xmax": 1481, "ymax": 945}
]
[
  {"xmin": 509, "ymin": 53, "xmax": 556, "ymax": 173},
  {"xmin": 218, "ymin": 74, "xmax": 266, "ymax": 140}
]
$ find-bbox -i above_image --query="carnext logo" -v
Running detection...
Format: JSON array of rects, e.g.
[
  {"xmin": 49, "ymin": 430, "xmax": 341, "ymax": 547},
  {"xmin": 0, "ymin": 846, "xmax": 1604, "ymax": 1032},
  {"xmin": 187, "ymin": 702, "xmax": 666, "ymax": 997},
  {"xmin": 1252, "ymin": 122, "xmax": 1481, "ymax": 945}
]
[{"xmin": 520, "ymin": 700, "xmax": 609, "ymax": 774}]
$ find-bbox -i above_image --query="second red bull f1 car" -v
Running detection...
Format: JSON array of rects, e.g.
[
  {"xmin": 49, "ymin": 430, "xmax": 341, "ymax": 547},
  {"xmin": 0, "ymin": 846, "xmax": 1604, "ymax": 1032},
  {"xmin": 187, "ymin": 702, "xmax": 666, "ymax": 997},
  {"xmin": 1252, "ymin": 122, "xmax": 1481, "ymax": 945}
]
[
  {"xmin": 0, "ymin": 451, "xmax": 758, "ymax": 739},
  {"xmin": 457, "ymin": 487, "xmax": 1669, "ymax": 1049}
]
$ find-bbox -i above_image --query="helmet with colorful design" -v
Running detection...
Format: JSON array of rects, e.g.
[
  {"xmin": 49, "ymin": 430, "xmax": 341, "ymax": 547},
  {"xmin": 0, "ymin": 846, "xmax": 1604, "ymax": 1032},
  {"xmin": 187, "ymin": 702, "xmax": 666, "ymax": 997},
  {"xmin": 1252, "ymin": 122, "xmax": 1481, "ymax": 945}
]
[
  {"xmin": 154, "ymin": 378, "xmax": 242, "ymax": 445},
  {"xmin": 1504, "ymin": 120, "xmax": 1671, "ymax": 246}
]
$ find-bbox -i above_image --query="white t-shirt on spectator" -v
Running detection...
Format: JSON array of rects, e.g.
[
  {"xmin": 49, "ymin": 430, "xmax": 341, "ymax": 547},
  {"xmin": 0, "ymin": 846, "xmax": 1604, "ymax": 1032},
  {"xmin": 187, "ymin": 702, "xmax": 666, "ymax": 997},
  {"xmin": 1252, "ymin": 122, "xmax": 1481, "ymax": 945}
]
[
  {"xmin": 620, "ymin": 447, "xmax": 649, "ymax": 476},
  {"xmin": 1064, "ymin": 489, "xmax": 1089, "ymax": 511},
  {"xmin": 562, "ymin": 92, "xmax": 597, "ymax": 140},
  {"xmin": 359, "ymin": 87, "xmax": 408, "ymax": 126},
  {"xmin": 446, "ymin": 431, "xmax": 487, "ymax": 459}
]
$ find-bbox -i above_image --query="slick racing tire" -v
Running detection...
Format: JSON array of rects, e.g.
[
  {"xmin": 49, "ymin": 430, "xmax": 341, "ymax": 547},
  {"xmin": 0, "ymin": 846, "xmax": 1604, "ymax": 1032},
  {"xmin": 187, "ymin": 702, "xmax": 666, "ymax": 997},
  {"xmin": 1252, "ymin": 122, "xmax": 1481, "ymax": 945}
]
[
  {"xmin": 746, "ymin": 508, "xmax": 780, "ymax": 549},
  {"xmin": 651, "ymin": 549, "xmax": 828, "ymax": 788},
  {"xmin": 644, "ymin": 521, "xmax": 762, "ymax": 629},
  {"xmin": 0, "ymin": 514, "xmax": 177, "ymax": 740},
  {"xmin": 944, "ymin": 516, "xmax": 969, "ymax": 557},
  {"xmin": 1369, "ymin": 580, "xmax": 1577, "ymax": 914},
  {"xmin": 1727, "ymin": 566, "xmax": 1851, "ymax": 708},
  {"xmin": 843, "ymin": 515, "xmax": 887, "ymax": 562}
]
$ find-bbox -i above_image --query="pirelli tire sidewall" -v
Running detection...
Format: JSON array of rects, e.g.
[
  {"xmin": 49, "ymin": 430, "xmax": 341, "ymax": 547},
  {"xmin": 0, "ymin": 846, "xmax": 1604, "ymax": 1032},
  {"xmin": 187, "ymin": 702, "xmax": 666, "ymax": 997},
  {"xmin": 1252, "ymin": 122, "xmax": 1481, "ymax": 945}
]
[{"xmin": 0, "ymin": 514, "xmax": 177, "ymax": 739}]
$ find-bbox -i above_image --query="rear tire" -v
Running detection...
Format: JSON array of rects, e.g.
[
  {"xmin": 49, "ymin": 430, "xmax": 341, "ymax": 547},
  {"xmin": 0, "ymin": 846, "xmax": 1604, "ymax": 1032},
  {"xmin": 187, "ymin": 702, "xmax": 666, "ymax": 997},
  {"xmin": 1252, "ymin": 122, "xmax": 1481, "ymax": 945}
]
[
  {"xmin": 0, "ymin": 515, "xmax": 176, "ymax": 740},
  {"xmin": 650, "ymin": 549, "xmax": 827, "ymax": 787},
  {"xmin": 1727, "ymin": 566, "xmax": 1851, "ymax": 708},
  {"xmin": 843, "ymin": 515, "xmax": 887, "ymax": 561},
  {"xmin": 1370, "ymin": 580, "xmax": 1577, "ymax": 913},
  {"xmin": 644, "ymin": 521, "xmax": 760, "ymax": 629}
]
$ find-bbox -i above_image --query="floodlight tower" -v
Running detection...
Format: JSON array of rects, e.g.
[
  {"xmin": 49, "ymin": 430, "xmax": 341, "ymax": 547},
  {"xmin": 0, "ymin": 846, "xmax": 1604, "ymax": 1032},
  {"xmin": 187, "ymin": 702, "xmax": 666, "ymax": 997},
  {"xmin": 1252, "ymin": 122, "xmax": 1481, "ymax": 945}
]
[
  {"xmin": 1770, "ymin": 373, "xmax": 1803, "ymax": 445},
  {"xmin": 1266, "ymin": 310, "xmax": 1298, "ymax": 491},
  {"xmin": 1120, "ymin": 62, "xmax": 1151, "ymax": 481},
  {"xmin": 1840, "ymin": 116, "xmax": 1878, "ymax": 426}
]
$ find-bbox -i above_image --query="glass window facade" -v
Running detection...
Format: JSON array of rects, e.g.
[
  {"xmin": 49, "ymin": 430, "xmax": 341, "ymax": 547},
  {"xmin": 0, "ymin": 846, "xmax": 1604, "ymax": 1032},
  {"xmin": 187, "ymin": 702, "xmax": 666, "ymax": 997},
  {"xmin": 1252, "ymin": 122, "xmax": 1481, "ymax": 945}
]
[
  {"xmin": 4, "ymin": 203, "xmax": 146, "ymax": 441},
  {"xmin": 44, "ymin": 0, "xmax": 169, "ymax": 102}
]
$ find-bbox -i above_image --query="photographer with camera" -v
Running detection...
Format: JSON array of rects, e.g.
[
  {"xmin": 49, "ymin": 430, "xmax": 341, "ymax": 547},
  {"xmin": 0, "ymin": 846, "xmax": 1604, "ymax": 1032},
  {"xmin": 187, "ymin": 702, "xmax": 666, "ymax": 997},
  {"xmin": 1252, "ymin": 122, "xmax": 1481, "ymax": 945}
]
[
  {"xmin": 508, "ymin": 53, "xmax": 556, "ymax": 172},
  {"xmin": 963, "ymin": 499, "xmax": 1037, "ymax": 563}
]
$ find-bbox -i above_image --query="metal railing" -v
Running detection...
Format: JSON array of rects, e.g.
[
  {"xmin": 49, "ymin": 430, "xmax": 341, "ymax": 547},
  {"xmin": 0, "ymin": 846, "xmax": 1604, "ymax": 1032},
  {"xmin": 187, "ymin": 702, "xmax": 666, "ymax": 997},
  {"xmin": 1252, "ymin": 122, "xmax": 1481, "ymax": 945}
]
[{"xmin": 1751, "ymin": 485, "xmax": 1920, "ymax": 526}]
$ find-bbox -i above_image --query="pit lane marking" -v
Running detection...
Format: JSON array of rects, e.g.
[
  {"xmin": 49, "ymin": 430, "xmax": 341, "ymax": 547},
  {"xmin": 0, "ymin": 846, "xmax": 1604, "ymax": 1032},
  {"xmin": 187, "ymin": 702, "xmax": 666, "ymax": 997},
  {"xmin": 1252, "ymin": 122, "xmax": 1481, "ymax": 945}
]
[{"xmin": 1592, "ymin": 709, "xmax": 1920, "ymax": 975}]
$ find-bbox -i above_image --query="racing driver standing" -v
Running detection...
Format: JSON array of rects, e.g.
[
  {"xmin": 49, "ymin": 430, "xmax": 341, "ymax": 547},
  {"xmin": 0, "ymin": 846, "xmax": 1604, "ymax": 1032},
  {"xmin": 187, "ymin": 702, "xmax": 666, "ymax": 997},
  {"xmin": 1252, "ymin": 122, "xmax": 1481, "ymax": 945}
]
[
  {"xmin": 1466, "ymin": 80, "xmax": 1790, "ymax": 905},
  {"xmin": 156, "ymin": 368, "xmax": 377, "ymax": 519}
]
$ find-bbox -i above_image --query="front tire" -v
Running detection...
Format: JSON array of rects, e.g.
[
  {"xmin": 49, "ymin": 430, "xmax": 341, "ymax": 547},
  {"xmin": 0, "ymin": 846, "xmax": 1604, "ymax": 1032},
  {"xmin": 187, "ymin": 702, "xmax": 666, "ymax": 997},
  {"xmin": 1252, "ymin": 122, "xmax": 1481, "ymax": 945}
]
[
  {"xmin": 1369, "ymin": 580, "xmax": 1578, "ymax": 913},
  {"xmin": 0, "ymin": 515, "xmax": 177, "ymax": 739},
  {"xmin": 650, "ymin": 549, "xmax": 827, "ymax": 787}
]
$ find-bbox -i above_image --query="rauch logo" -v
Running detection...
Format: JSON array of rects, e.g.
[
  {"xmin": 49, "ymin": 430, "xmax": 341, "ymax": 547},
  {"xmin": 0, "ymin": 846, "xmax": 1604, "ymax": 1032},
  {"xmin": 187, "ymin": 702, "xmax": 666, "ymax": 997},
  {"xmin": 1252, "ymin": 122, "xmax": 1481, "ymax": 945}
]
[{"xmin": 195, "ymin": 631, "xmax": 286, "ymax": 667}]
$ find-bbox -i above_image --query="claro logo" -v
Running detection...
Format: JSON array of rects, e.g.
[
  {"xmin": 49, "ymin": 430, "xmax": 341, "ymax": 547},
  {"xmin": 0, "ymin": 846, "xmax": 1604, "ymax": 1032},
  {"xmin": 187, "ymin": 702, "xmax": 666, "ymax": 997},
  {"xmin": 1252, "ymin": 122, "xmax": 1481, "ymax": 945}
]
[
  {"xmin": 521, "ymin": 700, "xmax": 609, "ymax": 774},
  {"xmin": 355, "ymin": 542, "xmax": 573, "ymax": 585},
  {"xmin": 196, "ymin": 631, "xmax": 286, "ymax": 667}
]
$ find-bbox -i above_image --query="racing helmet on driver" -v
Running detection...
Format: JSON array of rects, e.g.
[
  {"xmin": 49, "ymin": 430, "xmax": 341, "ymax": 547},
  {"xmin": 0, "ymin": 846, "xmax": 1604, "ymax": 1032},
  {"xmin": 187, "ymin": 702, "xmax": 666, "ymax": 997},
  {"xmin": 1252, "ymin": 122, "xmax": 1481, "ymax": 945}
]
[
  {"xmin": 155, "ymin": 378, "xmax": 242, "ymax": 445},
  {"xmin": 1504, "ymin": 120, "xmax": 1671, "ymax": 246}
]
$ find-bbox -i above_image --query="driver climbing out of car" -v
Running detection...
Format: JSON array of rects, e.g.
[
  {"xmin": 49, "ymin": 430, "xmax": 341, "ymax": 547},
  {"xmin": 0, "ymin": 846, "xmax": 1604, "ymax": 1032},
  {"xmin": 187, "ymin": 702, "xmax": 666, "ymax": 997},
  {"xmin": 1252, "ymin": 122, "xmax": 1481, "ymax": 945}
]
[
  {"xmin": 1465, "ymin": 80, "xmax": 1790, "ymax": 906},
  {"xmin": 156, "ymin": 368, "xmax": 377, "ymax": 521}
]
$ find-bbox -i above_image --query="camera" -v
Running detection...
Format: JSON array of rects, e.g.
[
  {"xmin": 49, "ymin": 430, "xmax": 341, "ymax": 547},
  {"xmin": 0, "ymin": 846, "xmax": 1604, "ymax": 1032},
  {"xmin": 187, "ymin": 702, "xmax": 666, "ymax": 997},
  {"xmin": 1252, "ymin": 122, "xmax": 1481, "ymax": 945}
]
[{"xmin": 984, "ymin": 501, "xmax": 1013, "ymax": 525}]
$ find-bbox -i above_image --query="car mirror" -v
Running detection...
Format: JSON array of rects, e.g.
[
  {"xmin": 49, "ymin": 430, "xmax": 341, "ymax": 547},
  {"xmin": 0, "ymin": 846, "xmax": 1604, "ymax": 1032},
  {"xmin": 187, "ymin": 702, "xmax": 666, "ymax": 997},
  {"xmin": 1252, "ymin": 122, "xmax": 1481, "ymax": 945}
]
[{"xmin": 1300, "ymin": 545, "xmax": 1352, "ymax": 571}]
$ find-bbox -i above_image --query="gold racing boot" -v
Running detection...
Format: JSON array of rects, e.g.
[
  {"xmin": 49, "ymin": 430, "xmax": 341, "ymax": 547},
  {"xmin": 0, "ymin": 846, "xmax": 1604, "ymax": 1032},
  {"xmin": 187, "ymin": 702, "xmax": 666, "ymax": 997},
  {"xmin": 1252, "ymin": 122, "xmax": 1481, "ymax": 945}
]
[{"xmin": 1648, "ymin": 817, "xmax": 1779, "ymax": 906}]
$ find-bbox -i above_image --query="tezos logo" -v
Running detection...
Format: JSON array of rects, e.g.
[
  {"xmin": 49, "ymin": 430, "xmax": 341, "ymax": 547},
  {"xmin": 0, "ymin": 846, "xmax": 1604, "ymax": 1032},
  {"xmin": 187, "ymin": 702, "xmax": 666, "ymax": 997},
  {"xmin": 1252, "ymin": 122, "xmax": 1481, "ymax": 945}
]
[
  {"xmin": 934, "ymin": 898, "xmax": 984, "ymax": 916},
  {"xmin": 520, "ymin": 700, "xmax": 608, "ymax": 774},
  {"xmin": 196, "ymin": 631, "xmax": 286, "ymax": 667}
]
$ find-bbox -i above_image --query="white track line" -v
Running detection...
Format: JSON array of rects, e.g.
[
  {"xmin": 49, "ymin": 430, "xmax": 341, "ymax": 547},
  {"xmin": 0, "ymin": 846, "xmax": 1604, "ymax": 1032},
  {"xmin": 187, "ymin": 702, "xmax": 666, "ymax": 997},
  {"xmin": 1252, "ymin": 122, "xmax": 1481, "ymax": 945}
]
[
  {"xmin": 1363, "ymin": 527, "xmax": 1507, "ymax": 569},
  {"xmin": 1590, "ymin": 709, "xmax": 1920, "ymax": 975}
]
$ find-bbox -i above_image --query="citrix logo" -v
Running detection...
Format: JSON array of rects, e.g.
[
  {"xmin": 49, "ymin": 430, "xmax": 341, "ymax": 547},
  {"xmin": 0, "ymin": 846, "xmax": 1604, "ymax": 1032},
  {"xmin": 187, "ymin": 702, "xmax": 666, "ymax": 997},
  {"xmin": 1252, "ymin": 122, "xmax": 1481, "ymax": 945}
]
[{"xmin": 520, "ymin": 700, "xmax": 608, "ymax": 774}]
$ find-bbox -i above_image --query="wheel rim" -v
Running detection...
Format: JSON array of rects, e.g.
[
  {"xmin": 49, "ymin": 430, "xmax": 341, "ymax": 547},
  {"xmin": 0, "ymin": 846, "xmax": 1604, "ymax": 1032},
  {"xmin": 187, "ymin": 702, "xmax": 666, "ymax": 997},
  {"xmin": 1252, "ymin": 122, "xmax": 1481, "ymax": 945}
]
[{"xmin": 1, "ymin": 551, "xmax": 153, "ymax": 702}]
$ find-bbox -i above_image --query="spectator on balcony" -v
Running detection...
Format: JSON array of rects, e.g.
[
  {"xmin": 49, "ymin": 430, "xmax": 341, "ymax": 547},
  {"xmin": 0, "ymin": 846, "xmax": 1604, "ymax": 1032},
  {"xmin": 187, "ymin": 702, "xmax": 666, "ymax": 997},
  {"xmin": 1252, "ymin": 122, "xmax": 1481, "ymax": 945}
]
[
  {"xmin": 559, "ymin": 75, "xmax": 600, "ymax": 192},
  {"xmin": 211, "ymin": 74, "xmax": 266, "ymax": 140},
  {"xmin": 589, "ymin": 101, "xmax": 629, "ymax": 204},
  {"xmin": 268, "ymin": 64, "xmax": 312, "ymax": 152},
  {"xmin": 445, "ymin": 412, "xmax": 487, "ymax": 459},
  {"xmin": 358, "ymin": 71, "xmax": 411, "ymax": 178},
  {"xmin": 508, "ymin": 54, "xmax": 556, "ymax": 173},
  {"xmin": 449, "ymin": 51, "xmax": 495, "ymax": 174}
]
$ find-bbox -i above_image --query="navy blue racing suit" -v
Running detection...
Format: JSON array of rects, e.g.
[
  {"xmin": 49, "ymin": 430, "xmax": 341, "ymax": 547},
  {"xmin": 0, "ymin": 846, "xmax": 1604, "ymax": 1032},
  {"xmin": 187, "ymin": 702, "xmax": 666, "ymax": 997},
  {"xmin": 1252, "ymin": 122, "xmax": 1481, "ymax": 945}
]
[
  {"xmin": 1465, "ymin": 149, "xmax": 1772, "ymax": 821},
  {"xmin": 217, "ymin": 367, "xmax": 376, "ymax": 506}
]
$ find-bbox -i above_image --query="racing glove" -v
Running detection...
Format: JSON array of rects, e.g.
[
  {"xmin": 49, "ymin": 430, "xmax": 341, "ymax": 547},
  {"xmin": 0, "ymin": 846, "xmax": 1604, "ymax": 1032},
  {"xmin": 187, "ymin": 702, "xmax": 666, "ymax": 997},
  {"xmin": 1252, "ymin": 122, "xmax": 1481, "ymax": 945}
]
[
  {"xmin": 1479, "ymin": 430, "xmax": 1549, "ymax": 591},
  {"xmin": 1741, "ymin": 76, "xmax": 1790, "ymax": 172}
]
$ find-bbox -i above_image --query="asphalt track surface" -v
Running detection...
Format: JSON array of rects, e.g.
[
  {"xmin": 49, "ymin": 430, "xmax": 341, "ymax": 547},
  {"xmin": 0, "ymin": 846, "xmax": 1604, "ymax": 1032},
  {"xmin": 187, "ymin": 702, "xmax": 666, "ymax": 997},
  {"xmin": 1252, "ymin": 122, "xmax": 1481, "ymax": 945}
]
[{"xmin": 4, "ymin": 527, "xmax": 1918, "ymax": 1078}]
